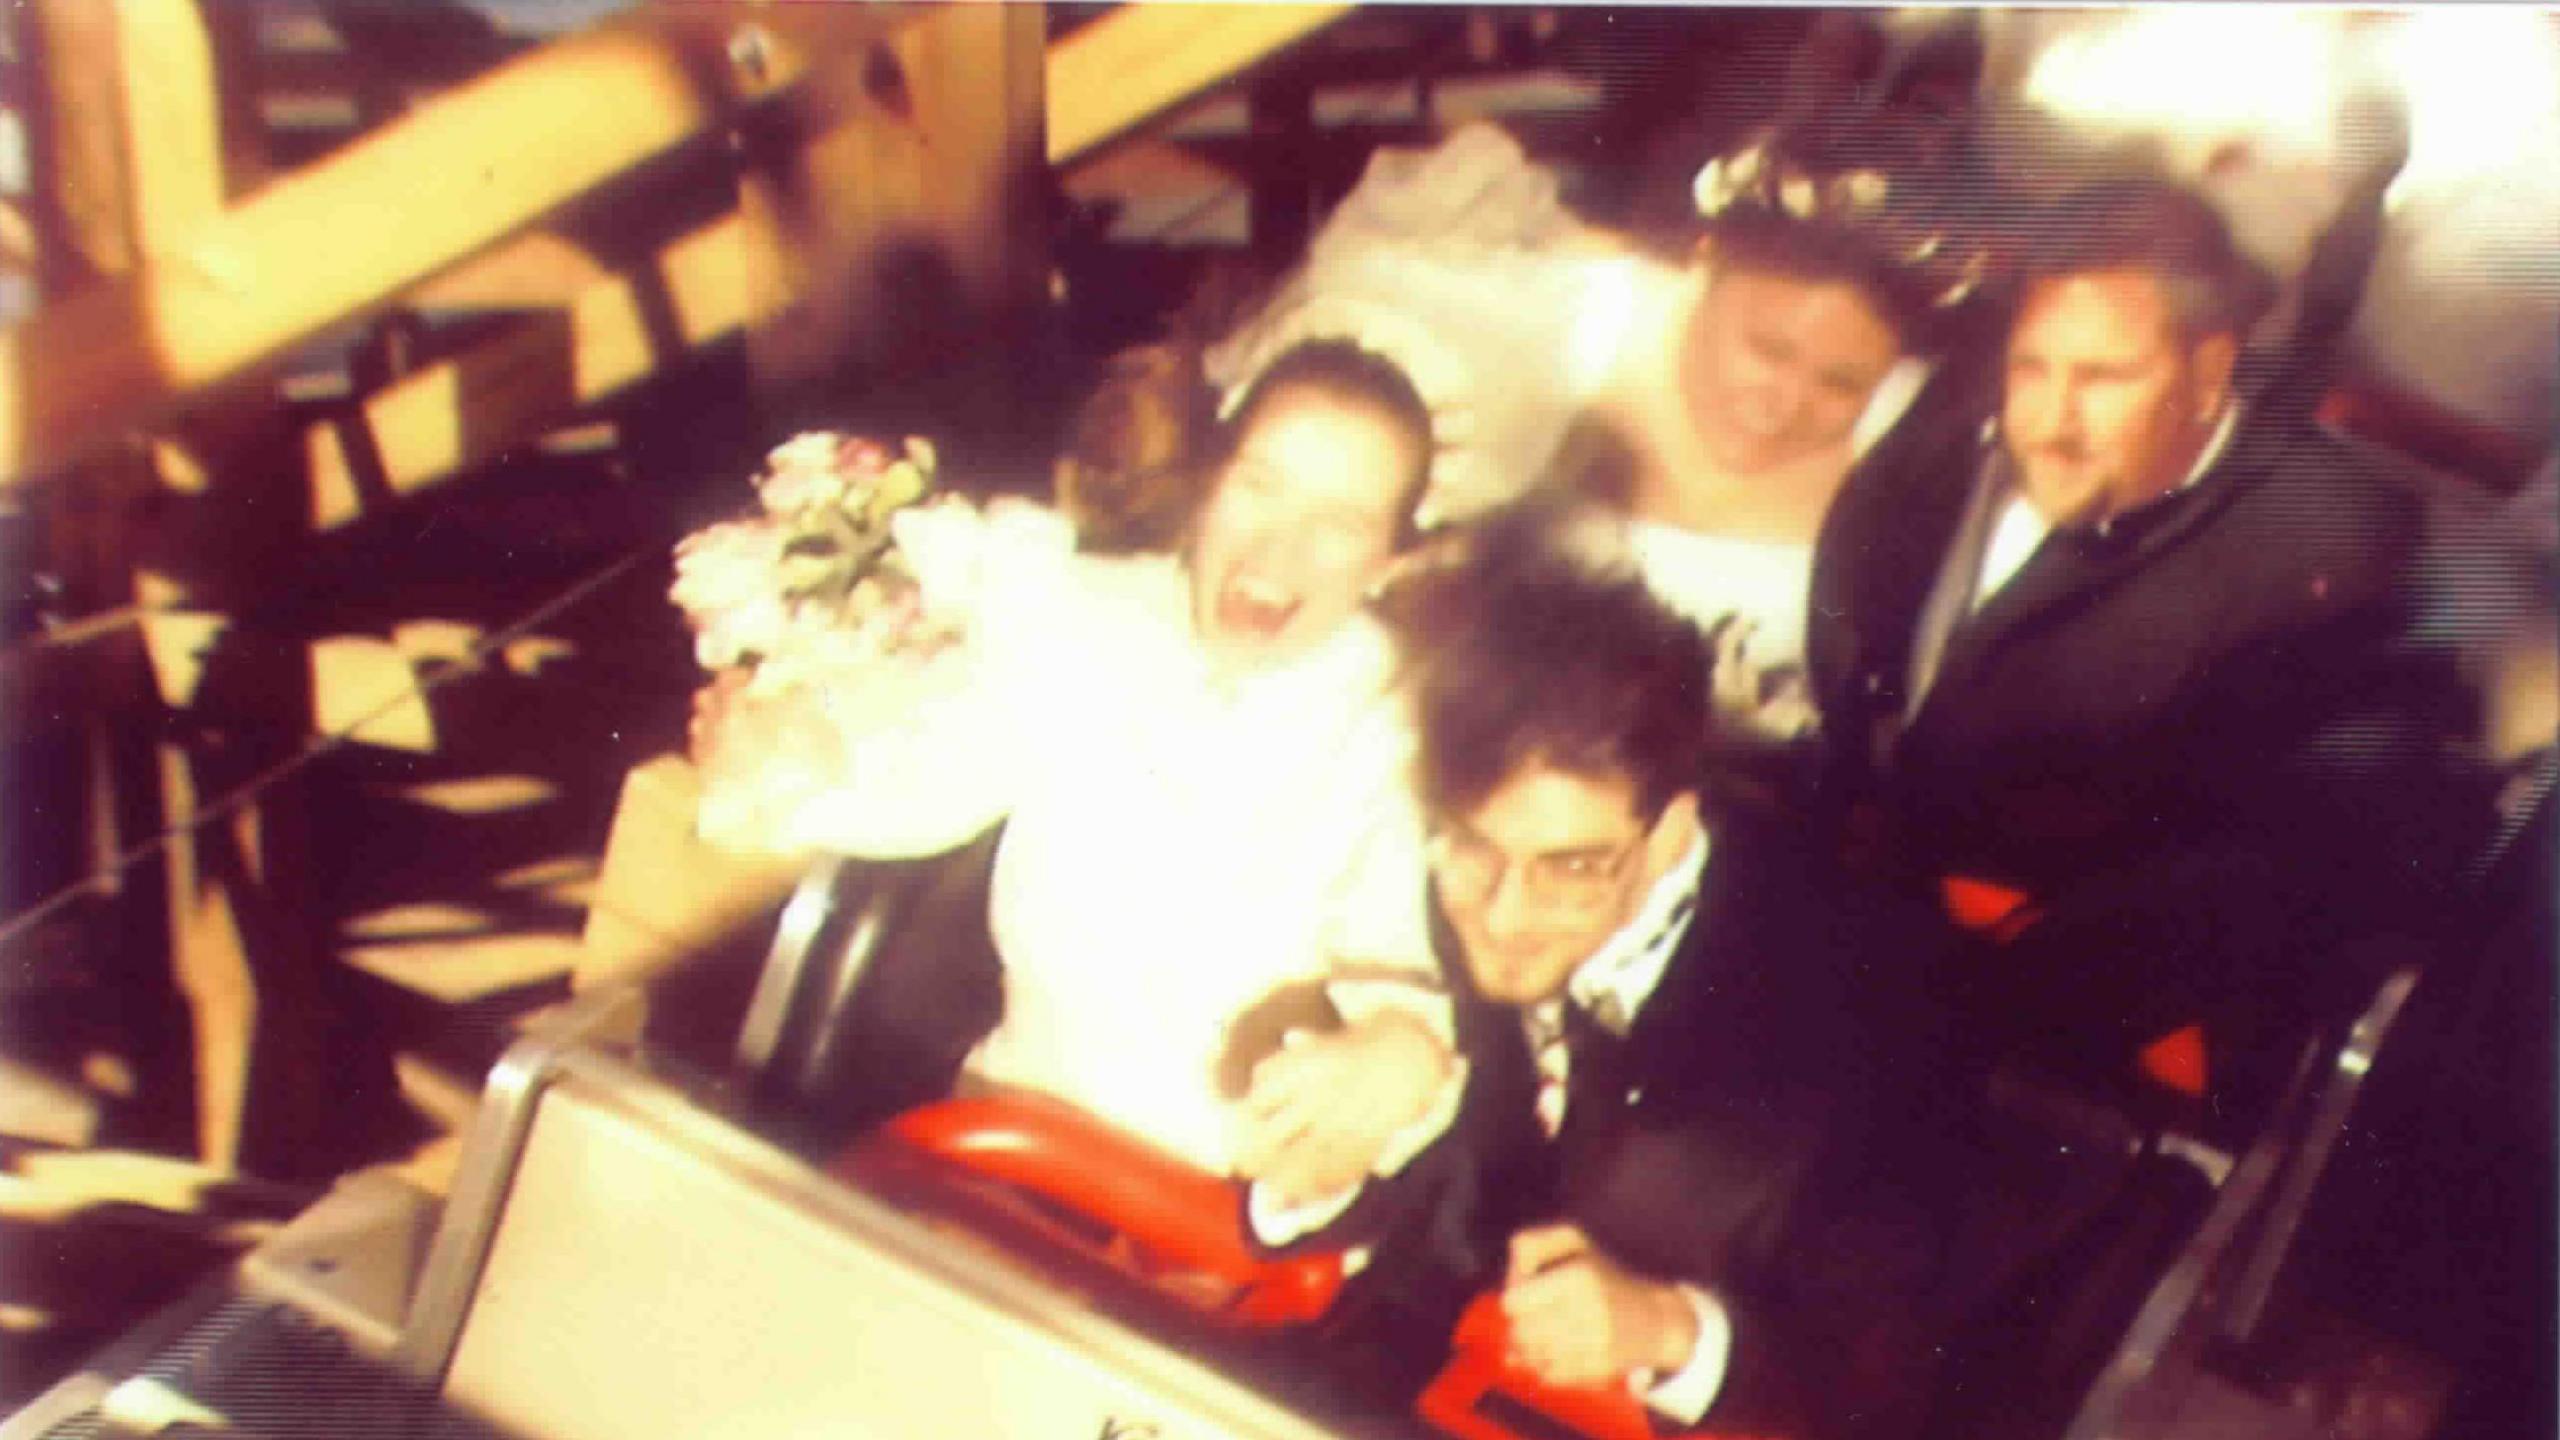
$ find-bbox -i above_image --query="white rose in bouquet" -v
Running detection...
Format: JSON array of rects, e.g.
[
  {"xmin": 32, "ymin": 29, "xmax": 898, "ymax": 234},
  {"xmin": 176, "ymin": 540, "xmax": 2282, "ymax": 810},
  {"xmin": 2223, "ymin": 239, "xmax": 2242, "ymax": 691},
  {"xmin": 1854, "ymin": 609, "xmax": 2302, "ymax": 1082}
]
[
  {"xmin": 671, "ymin": 432, "xmax": 956, "ymax": 850},
  {"xmin": 671, "ymin": 520, "xmax": 791, "ymax": 669}
]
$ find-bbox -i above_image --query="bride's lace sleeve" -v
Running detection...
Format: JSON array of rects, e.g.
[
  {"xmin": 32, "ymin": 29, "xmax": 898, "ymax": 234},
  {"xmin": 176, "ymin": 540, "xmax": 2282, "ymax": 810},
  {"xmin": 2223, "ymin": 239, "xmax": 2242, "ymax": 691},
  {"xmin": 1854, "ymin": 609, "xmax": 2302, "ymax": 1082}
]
[{"xmin": 695, "ymin": 499, "xmax": 1078, "ymax": 859}]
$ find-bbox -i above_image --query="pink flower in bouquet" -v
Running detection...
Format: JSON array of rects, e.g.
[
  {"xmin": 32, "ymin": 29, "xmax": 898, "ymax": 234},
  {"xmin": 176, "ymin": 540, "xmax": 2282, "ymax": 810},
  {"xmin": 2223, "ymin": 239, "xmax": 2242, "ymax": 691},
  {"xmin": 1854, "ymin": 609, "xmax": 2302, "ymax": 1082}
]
[
  {"xmin": 757, "ymin": 461, "xmax": 846, "ymax": 515},
  {"xmin": 675, "ymin": 430, "xmax": 945, "ymax": 683},
  {"xmin": 759, "ymin": 432, "xmax": 889, "ymax": 515},
  {"xmin": 836, "ymin": 435, "xmax": 895, "ymax": 477}
]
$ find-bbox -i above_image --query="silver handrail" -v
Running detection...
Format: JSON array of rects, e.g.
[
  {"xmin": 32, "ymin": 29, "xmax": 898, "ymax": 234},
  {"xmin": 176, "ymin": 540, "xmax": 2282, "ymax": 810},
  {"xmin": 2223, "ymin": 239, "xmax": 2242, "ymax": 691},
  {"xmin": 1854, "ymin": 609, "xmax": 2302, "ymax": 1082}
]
[
  {"xmin": 733, "ymin": 857, "xmax": 850, "ymax": 1080},
  {"xmin": 2060, "ymin": 962, "xmax": 2425, "ymax": 1439},
  {"xmin": 2059, "ymin": 1034, "xmax": 2323, "ymax": 1440},
  {"xmin": 394, "ymin": 982, "xmax": 647, "ymax": 1381},
  {"xmin": 2216, "ymin": 965, "xmax": 2424, "ymax": 1346}
]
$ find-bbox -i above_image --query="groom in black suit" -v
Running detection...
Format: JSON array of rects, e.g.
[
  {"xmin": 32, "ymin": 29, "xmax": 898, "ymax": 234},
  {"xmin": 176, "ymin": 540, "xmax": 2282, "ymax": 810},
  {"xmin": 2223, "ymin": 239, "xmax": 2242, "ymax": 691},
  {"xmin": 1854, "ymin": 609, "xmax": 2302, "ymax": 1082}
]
[
  {"xmin": 1806, "ymin": 175, "xmax": 2486, "ymax": 1113},
  {"xmin": 1244, "ymin": 528, "xmax": 1960, "ymax": 1439}
]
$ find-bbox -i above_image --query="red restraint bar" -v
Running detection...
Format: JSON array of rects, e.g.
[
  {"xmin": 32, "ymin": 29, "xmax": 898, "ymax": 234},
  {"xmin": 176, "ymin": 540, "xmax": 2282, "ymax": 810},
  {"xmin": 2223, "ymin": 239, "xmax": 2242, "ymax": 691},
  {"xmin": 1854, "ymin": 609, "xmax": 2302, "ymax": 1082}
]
[
  {"xmin": 871, "ymin": 1094, "xmax": 1795, "ymax": 1438},
  {"xmin": 1937, "ymin": 875, "xmax": 2208, "ymax": 1098},
  {"xmin": 880, "ymin": 1092, "xmax": 1345, "ymax": 1326}
]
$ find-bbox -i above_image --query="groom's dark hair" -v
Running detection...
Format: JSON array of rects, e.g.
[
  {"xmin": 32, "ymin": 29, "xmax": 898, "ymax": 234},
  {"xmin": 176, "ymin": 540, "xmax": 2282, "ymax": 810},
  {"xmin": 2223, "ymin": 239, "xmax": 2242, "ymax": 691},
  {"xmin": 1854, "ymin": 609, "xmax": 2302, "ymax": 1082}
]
[{"xmin": 1382, "ymin": 500, "xmax": 1713, "ymax": 822}]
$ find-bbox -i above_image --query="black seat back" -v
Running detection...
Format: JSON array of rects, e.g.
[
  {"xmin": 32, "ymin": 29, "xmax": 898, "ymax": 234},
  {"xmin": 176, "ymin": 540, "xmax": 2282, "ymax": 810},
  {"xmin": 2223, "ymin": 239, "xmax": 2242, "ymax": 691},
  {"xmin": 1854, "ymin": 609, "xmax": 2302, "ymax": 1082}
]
[{"xmin": 732, "ymin": 830, "xmax": 1006, "ymax": 1142}]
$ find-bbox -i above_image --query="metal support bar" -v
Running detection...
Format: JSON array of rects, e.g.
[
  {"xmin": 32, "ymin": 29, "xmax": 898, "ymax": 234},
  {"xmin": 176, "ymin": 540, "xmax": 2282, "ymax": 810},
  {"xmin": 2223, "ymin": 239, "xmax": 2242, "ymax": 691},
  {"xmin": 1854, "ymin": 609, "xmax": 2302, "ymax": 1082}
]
[
  {"xmin": 734, "ymin": 858, "xmax": 848, "ymax": 1081},
  {"xmin": 2215, "ymin": 965, "xmax": 2424, "ymax": 1346}
]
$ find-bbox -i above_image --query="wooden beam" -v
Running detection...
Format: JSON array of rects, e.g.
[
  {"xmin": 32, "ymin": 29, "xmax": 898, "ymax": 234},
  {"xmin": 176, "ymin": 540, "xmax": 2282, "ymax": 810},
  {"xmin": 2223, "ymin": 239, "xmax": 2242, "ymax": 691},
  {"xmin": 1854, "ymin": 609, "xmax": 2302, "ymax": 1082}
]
[
  {"xmin": 738, "ymin": 2, "xmax": 1045, "ymax": 388},
  {"xmin": 0, "ymin": 613, "xmax": 147, "ymax": 739},
  {"xmin": 119, "ymin": 603, "xmax": 606, "ymax": 753},
  {"xmin": 400, "ymin": 230, "xmax": 612, "ymax": 314},
  {"xmin": 892, "ymin": 2, "xmax": 1049, "ymax": 313},
  {"xmin": 1061, "ymin": 139, "xmax": 1241, "ymax": 207},
  {"xmin": 305, "ymin": 208, "xmax": 788, "ymax": 530},
  {"xmin": 0, "ymin": 7, "xmax": 899, "ymax": 486},
  {"xmin": 156, "ymin": 740, "xmax": 258, "ymax": 1170},
  {"xmin": 31, "ymin": 0, "xmax": 130, "ymax": 278},
  {"xmin": 1046, "ymin": 3, "xmax": 1352, "ymax": 166},
  {"xmin": 153, "ymin": 734, "xmax": 338, "ymax": 1176},
  {"xmin": 30, "ymin": 0, "xmax": 230, "ymax": 276},
  {"xmin": 132, "ymin": 612, "xmax": 476, "ymax": 750},
  {"xmin": 110, "ymin": 0, "xmax": 226, "ymax": 261},
  {"xmin": 1176, "ymin": 112, "xmax": 1602, "ymax": 175}
]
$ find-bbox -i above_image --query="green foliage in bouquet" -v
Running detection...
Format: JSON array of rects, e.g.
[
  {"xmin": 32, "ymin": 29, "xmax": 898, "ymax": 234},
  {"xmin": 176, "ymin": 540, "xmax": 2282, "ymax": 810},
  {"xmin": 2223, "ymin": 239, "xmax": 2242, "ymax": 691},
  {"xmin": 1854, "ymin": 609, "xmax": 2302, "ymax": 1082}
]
[{"xmin": 669, "ymin": 432, "xmax": 943, "ymax": 676}]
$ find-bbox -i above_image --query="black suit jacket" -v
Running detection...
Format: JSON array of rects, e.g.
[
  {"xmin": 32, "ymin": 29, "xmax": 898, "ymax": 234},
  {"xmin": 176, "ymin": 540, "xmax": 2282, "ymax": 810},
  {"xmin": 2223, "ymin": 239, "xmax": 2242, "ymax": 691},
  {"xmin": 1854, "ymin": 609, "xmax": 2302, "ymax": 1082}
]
[
  {"xmin": 1285, "ymin": 812, "xmax": 1963, "ymax": 1440},
  {"xmin": 1807, "ymin": 396, "xmax": 2483, "ymax": 1098}
]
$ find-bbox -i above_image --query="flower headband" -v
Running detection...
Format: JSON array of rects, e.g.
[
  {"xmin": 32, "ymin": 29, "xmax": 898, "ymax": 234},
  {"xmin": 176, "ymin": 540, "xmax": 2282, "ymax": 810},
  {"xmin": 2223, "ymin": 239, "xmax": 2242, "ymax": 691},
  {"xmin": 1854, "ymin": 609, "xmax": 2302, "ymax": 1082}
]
[{"xmin": 1691, "ymin": 137, "xmax": 1991, "ymax": 311}]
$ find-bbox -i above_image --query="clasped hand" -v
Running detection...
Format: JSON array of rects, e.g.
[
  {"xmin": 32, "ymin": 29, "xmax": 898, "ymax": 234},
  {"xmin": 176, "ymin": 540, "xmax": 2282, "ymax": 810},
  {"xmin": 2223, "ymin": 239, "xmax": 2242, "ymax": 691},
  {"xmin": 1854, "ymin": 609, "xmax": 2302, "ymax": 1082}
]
[
  {"xmin": 1233, "ymin": 1010, "xmax": 1452, "ymax": 1209},
  {"xmin": 1502, "ymin": 1223, "xmax": 1699, "ymax": 1389}
]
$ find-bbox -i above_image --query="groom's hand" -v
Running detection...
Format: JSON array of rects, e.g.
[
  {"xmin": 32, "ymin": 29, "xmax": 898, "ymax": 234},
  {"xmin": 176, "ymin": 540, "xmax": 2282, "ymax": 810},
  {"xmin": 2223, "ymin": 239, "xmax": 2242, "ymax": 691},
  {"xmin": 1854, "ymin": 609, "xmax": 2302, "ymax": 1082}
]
[{"xmin": 1234, "ymin": 1011, "xmax": 1452, "ymax": 1207}]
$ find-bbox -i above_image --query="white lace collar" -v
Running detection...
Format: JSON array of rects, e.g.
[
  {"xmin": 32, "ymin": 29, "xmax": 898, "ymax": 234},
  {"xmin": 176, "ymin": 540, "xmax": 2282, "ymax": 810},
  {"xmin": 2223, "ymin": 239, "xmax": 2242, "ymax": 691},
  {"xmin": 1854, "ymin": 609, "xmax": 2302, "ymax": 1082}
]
[{"xmin": 1563, "ymin": 831, "xmax": 1710, "ymax": 1034}]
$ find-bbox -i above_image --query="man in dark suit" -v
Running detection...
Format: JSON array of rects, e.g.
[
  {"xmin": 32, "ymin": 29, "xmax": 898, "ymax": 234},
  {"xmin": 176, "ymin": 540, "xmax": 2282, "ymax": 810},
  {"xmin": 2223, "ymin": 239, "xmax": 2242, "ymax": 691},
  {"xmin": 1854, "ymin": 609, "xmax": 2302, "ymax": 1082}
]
[
  {"xmin": 1246, "ymin": 529, "xmax": 1958, "ymax": 1438},
  {"xmin": 1806, "ymin": 175, "xmax": 2483, "ymax": 1115}
]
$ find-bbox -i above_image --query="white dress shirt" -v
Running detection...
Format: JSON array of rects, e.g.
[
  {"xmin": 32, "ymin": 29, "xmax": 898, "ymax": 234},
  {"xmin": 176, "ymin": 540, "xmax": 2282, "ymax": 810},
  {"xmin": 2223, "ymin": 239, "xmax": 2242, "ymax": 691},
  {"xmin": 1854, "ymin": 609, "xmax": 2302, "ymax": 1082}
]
[
  {"xmin": 1255, "ymin": 833, "xmax": 1735, "ymax": 1424},
  {"xmin": 1972, "ymin": 404, "xmax": 2242, "ymax": 609},
  {"xmin": 1536, "ymin": 835, "xmax": 1732, "ymax": 1426}
]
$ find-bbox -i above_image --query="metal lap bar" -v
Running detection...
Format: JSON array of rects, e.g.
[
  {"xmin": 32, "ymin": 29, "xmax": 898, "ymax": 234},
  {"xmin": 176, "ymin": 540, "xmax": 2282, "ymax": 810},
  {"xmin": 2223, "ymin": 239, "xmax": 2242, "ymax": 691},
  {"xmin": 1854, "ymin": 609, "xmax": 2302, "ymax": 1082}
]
[
  {"xmin": 2060, "ymin": 1034, "xmax": 2325, "ymax": 1440},
  {"xmin": 2153, "ymin": 1132, "xmax": 2235, "ymax": 1189},
  {"xmin": 790, "ymin": 881, "xmax": 904, "ymax": 1095},
  {"xmin": 734, "ymin": 857, "xmax": 850, "ymax": 1080},
  {"xmin": 2061, "ymin": 961, "xmax": 2424, "ymax": 1439},
  {"xmin": 2214, "ymin": 965, "xmax": 2424, "ymax": 1347},
  {"xmin": 395, "ymin": 983, "xmax": 648, "ymax": 1382},
  {"xmin": 732, "ymin": 856, "xmax": 915, "ymax": 1101}
]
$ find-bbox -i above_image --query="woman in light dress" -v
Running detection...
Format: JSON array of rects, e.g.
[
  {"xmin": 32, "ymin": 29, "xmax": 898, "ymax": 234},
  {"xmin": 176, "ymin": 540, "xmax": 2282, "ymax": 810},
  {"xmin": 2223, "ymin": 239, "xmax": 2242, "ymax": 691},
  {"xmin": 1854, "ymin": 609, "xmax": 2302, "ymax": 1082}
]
[
  {"xmin": 691, "ymin": 340, "xmax": 1455, "ymax": 1185},
  {"xmin": 1206, "ymin": 123, "xmax": 1985, "ymax": 753}
]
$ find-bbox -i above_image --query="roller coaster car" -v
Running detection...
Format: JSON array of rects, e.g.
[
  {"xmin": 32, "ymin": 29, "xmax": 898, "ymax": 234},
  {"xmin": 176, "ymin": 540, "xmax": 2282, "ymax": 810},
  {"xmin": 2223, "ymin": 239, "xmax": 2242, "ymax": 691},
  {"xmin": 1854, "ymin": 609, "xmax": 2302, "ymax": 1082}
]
[
  {"xmin": 720, "ymin": 848, "xmax": 2491, "ymax": 1440},
  {"xmin": 4, "ymin": 772, "xmax": 2539, "ymax": 1440},
  {"xmin": 0, "ymin": 848, "xmax": 1755, "ymax": 1440}
]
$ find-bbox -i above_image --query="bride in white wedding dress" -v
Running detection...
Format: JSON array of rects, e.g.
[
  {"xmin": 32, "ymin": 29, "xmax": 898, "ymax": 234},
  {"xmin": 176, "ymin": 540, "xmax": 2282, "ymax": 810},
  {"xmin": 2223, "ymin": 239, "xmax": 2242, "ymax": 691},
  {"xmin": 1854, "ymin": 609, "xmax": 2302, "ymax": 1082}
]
[{"xmin": 1206, "ymin": 122, "xmax": 1985, "ymax": 750}]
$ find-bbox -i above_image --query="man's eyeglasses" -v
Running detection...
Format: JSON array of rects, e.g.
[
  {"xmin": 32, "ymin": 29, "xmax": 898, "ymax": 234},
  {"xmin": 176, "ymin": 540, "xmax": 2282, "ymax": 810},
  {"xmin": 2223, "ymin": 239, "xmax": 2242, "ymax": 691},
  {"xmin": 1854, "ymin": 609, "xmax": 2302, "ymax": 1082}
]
[{"xmin": 1428, "ymin": 826, "xmax": 1642, "ymax": 914}]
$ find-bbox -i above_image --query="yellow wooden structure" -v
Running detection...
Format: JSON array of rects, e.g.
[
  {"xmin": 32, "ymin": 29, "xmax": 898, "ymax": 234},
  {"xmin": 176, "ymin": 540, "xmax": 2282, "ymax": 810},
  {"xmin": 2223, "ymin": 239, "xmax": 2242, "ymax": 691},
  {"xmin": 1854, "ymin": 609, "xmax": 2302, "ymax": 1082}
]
[{"xmin": 0, "ymin": 0, "xmax": 1354, "ymax": 1175}]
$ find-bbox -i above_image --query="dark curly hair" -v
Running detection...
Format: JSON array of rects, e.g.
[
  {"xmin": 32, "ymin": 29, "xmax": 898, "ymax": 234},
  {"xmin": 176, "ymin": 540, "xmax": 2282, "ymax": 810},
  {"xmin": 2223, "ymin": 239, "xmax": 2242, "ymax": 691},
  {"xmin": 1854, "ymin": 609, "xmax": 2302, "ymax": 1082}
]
[
  {"xmin": 2013, "ymin": 175, "xmax": 2278, "ymax": 343},
  {"xmin": 1384, "ymin": 501, "xmax": 1713, "ymax": 822},
  {"xmin": 1054, "ymin": 338, "xmax": 1433, "ymax": 554},
  {"xmin": 1705, "ymin": 208, "xmax": 1962, "ymax": 354},
  {"xmin": 1685, "ymin": 103, "xmax": 2001, "ymax": 356}
]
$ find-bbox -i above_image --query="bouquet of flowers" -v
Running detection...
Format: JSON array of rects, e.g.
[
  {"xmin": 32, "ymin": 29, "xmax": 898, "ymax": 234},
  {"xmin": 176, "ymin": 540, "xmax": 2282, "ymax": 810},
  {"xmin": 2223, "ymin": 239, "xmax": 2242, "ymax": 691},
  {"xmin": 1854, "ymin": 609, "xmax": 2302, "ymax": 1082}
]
[
  {"xmin": 671, "ymin": 432, "xmax": 967, "ymax": 850},
  {"xmin": 669, "ymin": 432, "xmax": 950, "ymax": 698}
]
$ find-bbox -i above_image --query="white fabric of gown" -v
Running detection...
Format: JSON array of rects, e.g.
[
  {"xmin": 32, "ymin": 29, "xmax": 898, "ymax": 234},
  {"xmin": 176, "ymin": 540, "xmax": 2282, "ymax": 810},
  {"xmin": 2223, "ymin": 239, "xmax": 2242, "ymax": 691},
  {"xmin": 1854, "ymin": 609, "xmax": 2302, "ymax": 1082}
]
[
  {"xmin": 1204, "ymin": 124, "xmax": 1607, "ymax": 529},
  {"xmin": 713, "ymin": 500, "xmax": 1437, "ymax": 1173},
  {"xmin": 1622, "ymin": 520, "xmax": 1823, "ymax": 746},
  {"xmin": 1209, "ymin": 124, "xmax": 1924, "ymax": 746}
]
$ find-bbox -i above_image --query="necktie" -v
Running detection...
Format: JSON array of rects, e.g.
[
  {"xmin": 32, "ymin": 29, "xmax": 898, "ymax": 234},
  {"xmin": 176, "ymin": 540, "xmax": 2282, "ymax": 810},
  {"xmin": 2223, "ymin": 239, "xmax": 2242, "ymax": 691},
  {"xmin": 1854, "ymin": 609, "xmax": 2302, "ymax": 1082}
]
[
  {"xmin": 1527, "ymin": 1003, "xmax": 1572, "ymax": 1138},
  {"xmin": 1528, "ymin": 1003, "xmax": 1619, "ymax": 1138}
]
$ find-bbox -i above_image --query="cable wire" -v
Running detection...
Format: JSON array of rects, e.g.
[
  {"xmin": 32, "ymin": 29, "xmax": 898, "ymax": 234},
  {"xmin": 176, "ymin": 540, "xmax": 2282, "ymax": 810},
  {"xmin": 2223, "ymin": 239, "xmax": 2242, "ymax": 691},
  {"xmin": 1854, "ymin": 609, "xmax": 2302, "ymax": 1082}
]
[{"xmin": 0, "ymin": 548, "xmax": 657, "ymax": 961}]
